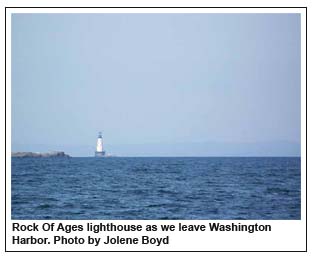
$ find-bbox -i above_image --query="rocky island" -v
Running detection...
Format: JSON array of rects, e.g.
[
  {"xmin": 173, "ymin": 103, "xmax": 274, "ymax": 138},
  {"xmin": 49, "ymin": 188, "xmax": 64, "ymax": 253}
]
[{"xmin": 12, "ymin": 151, "xmax": 70, "ymax": 158}]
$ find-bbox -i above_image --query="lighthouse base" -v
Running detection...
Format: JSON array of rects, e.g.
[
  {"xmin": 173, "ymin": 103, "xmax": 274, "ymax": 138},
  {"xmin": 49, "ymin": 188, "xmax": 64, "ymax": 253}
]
[{"xmin": 95, "ymin": 151, "xmax": 106, "ymax": 157}]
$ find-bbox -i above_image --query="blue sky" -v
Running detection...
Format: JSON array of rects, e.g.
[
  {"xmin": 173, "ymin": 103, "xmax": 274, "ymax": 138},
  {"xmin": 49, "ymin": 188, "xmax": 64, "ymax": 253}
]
[{"xmin": 11, "ymin": 13, "xmax": 301, "ymax": 156}]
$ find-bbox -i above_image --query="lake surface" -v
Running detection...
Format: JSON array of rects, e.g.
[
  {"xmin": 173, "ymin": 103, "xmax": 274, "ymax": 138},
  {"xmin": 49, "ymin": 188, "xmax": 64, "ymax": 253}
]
[{"xmin": 11, "ymin": 157, "xmax": 301, "ymax": 220}]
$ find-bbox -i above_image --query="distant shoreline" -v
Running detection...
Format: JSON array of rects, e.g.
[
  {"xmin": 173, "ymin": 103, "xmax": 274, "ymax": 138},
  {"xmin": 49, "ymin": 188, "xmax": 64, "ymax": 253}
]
[
  {"xmin": 11, "ymin": 155, "xmax": 300, "ymax": 158},
  {"xmin": 11, "ymin": 151, "xmax": 70, "ymax": 158}
]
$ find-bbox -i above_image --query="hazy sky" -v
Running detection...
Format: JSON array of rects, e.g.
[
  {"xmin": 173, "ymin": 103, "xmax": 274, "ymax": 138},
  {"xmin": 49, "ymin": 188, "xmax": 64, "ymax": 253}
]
[{"xmin": 11, "ymin": 13, "xmax": 301, "ymax": 156}]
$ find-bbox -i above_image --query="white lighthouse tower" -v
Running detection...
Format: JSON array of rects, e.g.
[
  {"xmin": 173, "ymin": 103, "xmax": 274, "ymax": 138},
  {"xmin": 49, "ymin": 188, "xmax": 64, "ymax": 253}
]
[{"xmin": 95, "ymin": 132, "xmax": 106, "ymax": 157}]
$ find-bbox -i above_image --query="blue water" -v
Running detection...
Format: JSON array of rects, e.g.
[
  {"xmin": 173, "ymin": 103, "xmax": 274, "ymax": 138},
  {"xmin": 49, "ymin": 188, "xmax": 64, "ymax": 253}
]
[{"xmin": 11, "ymin": 157, "xmax": 301, "ymax": 220}]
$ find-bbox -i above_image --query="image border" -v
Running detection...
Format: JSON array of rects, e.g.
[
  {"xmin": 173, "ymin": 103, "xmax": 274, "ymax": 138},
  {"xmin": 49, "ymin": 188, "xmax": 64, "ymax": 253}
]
[{"xmin": 5, "ymin": 6, "xmax": 308, "ymax": 253}]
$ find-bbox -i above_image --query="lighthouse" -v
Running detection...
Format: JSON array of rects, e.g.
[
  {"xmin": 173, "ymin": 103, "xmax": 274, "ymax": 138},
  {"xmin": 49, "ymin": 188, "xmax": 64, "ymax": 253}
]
[{"xmin": 95, "ymin": 132, "xmax": 106, "ymax": 157}]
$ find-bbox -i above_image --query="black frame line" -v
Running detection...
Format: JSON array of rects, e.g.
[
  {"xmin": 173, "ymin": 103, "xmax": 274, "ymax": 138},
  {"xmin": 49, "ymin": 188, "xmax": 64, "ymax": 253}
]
[{"xmin": 4, "ymin": 6, "xmax": 308, "ymax": 253}]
